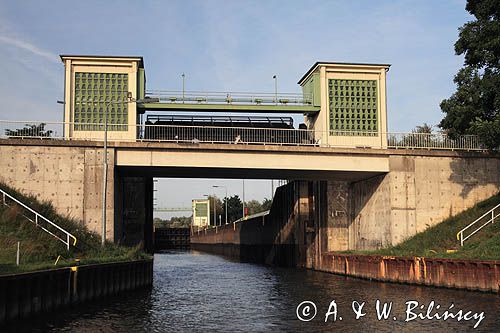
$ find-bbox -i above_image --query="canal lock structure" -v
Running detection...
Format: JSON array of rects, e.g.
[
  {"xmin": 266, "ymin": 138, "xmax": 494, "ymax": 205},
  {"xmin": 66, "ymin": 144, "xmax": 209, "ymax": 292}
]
[{"xmin": 6, "ymin": 251, "xmax": 500, "ymax": 332}]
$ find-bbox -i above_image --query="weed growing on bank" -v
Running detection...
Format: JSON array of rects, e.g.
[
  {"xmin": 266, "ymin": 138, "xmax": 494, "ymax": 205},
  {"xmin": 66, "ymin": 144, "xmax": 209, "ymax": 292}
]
[
  {"xmin": 0, "ymin": 183, "xmax": 150, "ymax": 275},
  {"xmin": 341, "ymin": 193, "xmax": 500, "ymax": 260}
]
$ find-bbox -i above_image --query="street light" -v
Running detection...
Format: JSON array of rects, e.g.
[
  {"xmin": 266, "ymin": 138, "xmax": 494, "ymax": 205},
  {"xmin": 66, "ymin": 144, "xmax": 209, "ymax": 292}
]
[
  {"xmin": 242, "ymin": 180, "xmax": 245, "ymax": 219},
  {"xmin": 273, "ymin": 75, "xmax": 278, "ymax": 105},
  {"xmin": 100, "ymin": 95, "xmax": 159, "ymax": 247},
  {"xmin": 57, "ymin": 100, "xmax": 65, "ymax": 136},
  {"xmin": 213, "ymin": 185, "xmax": 227, "ymax": 225},
  {"xmin": 203, "ymin": 194, "xmax": 216, "ymax": 227},
  {"xmin": 181, "ymin": 73, "xmax": 185, "ymax": 103}
]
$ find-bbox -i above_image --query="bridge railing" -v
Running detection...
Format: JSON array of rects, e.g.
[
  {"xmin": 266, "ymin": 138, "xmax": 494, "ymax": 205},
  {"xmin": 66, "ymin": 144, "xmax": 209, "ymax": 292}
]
[
  {"xmin": 0, "ymin": 120, "xmax": 486, "ymax": 151},
  {"xmin": 387, "ymin": 132, "xmax": 482, "ymax": 151},
  {"xmin": 141, "ymin": 123, "xmax": 319, "ymax": 146},
  {"xmin": 145, "ymin": 90, "xmax": 312, "ymax": 105}
]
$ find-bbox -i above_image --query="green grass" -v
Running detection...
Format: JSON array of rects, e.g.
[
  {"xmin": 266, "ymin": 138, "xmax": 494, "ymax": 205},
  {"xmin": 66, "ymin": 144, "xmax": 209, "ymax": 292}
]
[
  {"xmin": 341, "ymin": 193, "xmax": 500, "ymax": 260},
  {"xmin": 0, "ymin": 183, "xmax": 150, "ymax": 275}
]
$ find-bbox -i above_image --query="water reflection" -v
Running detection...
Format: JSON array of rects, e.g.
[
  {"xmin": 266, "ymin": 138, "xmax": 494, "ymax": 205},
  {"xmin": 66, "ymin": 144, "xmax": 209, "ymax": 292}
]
[{"xmin": 7, "ymin": 251, "xmax": 500, "ymax": 332}]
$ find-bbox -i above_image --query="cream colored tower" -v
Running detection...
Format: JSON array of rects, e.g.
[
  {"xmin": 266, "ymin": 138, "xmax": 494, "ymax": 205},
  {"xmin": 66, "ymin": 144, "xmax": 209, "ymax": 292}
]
[
  {"xmin": 299, "ymin": 62, "xmax": 390, "ymax": 148},
  {"xmin": 192, "ymin": 199, "xmax": 210, "ymax": 227},
  {"xmin": 60, "ymin": 55, "xmax": 144, "ymax": 141}
]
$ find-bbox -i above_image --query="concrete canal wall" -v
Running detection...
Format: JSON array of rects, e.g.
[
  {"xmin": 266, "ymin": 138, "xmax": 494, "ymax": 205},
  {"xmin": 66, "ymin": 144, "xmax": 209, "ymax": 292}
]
[
  {"xmin": 0, "ymin": 259, "xmax": 153, "ymax": 325},
  {"xmin": 320, "ymin": 253, "xmax": 500, "ymax": 293},
  {"xmin": 326, "ymin": 154, "xmax": 500, "ymax": 251},
  {"xmin": 192, "ymin": 220, "xmax": 500, "ymax": 292},
  {"xmin": 192, "ymin": 177, "xmax": 500, "ymax": 292},
  {"xmin": 191, "ymin": 180, "xmax": 321, "ymax": 268}
]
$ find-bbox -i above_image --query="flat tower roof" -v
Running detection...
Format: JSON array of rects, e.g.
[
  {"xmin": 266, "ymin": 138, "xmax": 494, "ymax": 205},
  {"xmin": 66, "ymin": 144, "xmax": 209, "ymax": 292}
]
[
  {"xmin": 298, "ymin": 61, "xmax": 391, "ymax": 85},
  {"xmin": 60, "ymin": 54, "xmax": 144, "ymax": 68}
]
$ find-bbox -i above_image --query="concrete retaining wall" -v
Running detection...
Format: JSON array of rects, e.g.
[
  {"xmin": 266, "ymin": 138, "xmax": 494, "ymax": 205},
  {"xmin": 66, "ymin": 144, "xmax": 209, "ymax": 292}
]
[
  {"xmin": 0, "ymin": 142, "xmax": 116, "ymax": 240},
  {"xmin": 327, "ymin": 154, "xmax": 500, "ymax": 251},
  {"xmin": 0, "ymin": 142, "xmax": 154, "ymax": 250},
  {"xmin": 0, "ymin": 259, "xmax": 153, "ymax": 325},
  {"xmin": 190, "ymin": 212, "xmax": 297, "ymax": 267},
  {"xmin": 191, "ymin": 181, "xmax": 320, "ymax": 268},
  {"xmin": 320, "ymin": 253, "xmax": 499, "ymax": 292}
]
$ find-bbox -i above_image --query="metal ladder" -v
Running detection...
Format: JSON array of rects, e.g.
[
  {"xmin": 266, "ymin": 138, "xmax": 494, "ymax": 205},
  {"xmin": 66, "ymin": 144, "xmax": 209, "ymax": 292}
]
[
  {"xmin": 1, "ymin": 188, "xmax": 77, "ymax": 250},
  {"xmin": 457, "ymin": 203, "xmax": 500, "ymax": 246}
]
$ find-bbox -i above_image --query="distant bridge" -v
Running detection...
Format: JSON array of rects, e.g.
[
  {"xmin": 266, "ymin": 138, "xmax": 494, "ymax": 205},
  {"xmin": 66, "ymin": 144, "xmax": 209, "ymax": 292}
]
[{"xmin": 154, "ymin": 207, "xmax": 192, "ymax": 212}]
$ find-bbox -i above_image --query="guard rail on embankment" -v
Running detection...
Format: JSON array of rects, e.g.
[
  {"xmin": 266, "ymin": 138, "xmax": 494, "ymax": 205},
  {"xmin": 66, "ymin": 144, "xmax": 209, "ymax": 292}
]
[
  {"xmin": 0, "ymin": 259, "xmax": 153, "ymax": 325},
  {"xmin": 320, "ymin": 253, "xmax": 499, "ymax": 293}
]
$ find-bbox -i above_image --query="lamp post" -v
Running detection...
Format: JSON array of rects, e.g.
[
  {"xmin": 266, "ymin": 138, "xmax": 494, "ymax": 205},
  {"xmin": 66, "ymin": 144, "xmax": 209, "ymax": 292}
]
[
  {"xmin": 213, "ymin": 185, "xmax": 227, "ymax": 225},
  {"xmin": 242, "ymin": 179, "xmax": 245, "ymax": 219},
  {"xmin": 273, "ymin": 75, "xmax": 278, "ymax": 105},
  {"xmin": 182, "ymin": 73, "xmax": 185, "ymax": 103},
  {"xmin": 203, "ymin": 194, "xmax": 216, "ymax": 227},
  {"xmin": 57, "ymin": 100, "xmax": 65, "ymax": 136},
  {"xmin": 101, "ymin": 96, "xmax": 159, "ymax": 247}
]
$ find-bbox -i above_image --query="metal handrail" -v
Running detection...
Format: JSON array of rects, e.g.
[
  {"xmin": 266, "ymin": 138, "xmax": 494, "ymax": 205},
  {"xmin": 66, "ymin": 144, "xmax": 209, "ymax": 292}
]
[
  {"xmin": 0, "ymin": 120, "xmax": 486, "ymax": 151},
  {"xmin": 387, "ymin": 132, "xmax": 482, "ymax": 151},
  {"xmin": 457, "ymin": 203, "xmax": 500, "ymax": 246},
  {"xmin": 145, "ymin": 90, "xmax": 312, "ymax": 105},
  {"xmin": 0, "ymin": 188, "xmax": 77, "ymax": 250}
]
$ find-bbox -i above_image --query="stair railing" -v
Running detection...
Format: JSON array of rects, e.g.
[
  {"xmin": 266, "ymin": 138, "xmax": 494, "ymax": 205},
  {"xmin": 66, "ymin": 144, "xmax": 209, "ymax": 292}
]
[
  {"xmin": 1, "ymin": 188, "xmax": 77, "ymax": 250},
  {"xmin": 457, "ymin": 203, "xmax": 500, "ymax": 246}
]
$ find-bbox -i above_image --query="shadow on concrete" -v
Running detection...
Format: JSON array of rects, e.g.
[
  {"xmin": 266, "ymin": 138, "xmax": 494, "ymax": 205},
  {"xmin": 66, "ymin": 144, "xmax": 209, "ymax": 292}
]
[
  {"xmin": 448, "ymin": 153, "xmax": 499, "ymax": 198},
  {"xmin": 192, "ymin": 181, "xmax": 323, "ymax": 268},
  {"xmin": 349, "ymin": 174, "xmax": 389, "ymax": 250}
]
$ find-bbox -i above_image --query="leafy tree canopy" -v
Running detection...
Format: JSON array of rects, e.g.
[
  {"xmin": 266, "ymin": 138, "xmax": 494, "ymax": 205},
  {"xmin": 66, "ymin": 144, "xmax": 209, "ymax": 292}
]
[
  {"xmin": 439, "ymin": 0, "xmax": 500, "ymax": 149},
  {"xmin": 413, "ymin": 123, "xmax": 434, "ymax": 134},
  {"xmin": 5, "ymin": 123, "xmax": 53, "ymax": 138},
  {"xmin": 224, "ymin": 195, "xmax": 243, "ymax": 223}
]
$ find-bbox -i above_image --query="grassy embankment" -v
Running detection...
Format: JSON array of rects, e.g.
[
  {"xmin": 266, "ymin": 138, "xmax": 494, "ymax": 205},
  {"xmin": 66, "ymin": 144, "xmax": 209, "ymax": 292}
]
[
  {"xmin": 343, "ymin": 193, "xmax": 500, "ymax": 260},
  {"xmin": 0, "ymin": 183, "xmax": 150, "ymax": 275}
]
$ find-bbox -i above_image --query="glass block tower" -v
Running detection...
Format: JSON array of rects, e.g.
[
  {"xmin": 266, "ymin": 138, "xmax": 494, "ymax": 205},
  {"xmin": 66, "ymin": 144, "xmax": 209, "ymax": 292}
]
[
  {"xmin": 298, "ymin": 62, "xmax": 390, "ymax": 148},
  {"xmin": 192, "ymin": 199, "xmax": 210, "ymax": 227},
  {"xmin": 60, "ymin": 55, "xmax": 145, "ymax": 141}
]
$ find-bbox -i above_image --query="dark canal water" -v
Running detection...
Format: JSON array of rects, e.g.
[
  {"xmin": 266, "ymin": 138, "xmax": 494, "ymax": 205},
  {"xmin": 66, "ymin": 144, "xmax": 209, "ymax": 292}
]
[{"xmin": 11, "ymin": 251, "xmax": 500, "ymax": 332}]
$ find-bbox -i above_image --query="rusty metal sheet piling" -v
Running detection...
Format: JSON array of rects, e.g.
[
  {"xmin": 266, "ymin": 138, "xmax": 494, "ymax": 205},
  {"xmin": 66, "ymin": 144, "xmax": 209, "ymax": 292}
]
[{"xmin": 321, "ymin": 253, "xmax": 499, "ymax": 292}]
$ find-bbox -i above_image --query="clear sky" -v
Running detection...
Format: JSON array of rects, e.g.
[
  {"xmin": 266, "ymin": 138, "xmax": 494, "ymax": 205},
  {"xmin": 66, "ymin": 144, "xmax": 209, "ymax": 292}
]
[{"xmin": 0, "ymin": 0, "xmax": 472, "ymax": 217}]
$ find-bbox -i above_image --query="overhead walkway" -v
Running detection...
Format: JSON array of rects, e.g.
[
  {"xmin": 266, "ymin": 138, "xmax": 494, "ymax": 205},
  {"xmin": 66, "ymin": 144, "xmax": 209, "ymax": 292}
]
[{"xmin": 138, "ymin": 90, "xmax": 320, "ymax": 114}]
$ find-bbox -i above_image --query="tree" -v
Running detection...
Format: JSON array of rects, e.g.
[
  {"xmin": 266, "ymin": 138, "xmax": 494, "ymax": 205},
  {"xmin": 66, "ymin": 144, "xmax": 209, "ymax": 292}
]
[
  {"xmin": 5, "ymin": 123, "xmax": 53, "ymax": 138},
  {"xmin": 223, "ymin": 195, "xmax": 243, "ymax": 223},
  {"xmin": 243, "ymin": 198, "xmax": 273, "ymax": 216},
  {"xmin": 153, "ymin": 217, "xmax": 165, "ymax": 228},
  {"xmin": 245, "ymin": 200, "xmax": 263, "ymax": 216},
  {"xmin": 262, "ymin": 198, "xmax": 273, "ymax": 211},
  {"xmin": 439, "ymin": 0, "xmax": 500, "ymax": 149},
  {"xmin": 413, "ymin": 123, "xmax": 433, "ymax": 134},
  {"xmin": 206, "ymin": 195, "xmax": 223, "ymax": 225}
]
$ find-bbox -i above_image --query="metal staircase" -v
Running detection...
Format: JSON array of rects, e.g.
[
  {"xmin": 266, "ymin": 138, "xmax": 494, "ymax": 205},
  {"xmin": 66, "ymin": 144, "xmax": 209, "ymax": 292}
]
[
  {"xmin": 1, "ymin": 188, "xmax": 77, "ymax": 250},
  {"xmin": 457, "ymin": 203, "xmax": 500, "ymax": 246}
]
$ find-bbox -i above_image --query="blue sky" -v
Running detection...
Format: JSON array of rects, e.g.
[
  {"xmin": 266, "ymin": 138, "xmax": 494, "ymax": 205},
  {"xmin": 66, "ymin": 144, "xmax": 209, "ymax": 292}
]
[{"xmin": 0, "ymin": 0, "xmax": 472, "ymax": 216}]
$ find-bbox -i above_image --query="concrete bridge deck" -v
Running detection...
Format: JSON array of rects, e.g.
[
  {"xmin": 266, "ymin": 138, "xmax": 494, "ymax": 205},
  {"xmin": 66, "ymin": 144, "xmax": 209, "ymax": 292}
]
[{"xmin": 1, "ymin": 138, "xmax": 494, "ymax": 180}]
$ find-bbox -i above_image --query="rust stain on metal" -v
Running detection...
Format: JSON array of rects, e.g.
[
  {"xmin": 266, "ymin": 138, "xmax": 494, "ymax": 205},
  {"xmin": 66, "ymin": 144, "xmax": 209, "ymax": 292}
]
[{"xmin": 322, "ymin": 252, "xmax": 499, "ymax": 293}]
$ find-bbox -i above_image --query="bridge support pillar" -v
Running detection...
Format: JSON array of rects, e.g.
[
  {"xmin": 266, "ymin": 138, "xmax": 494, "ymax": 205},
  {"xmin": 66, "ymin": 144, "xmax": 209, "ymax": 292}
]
[{"xmin": 114, "ymin": 174, "xmax": 153, "ymax": 252}]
